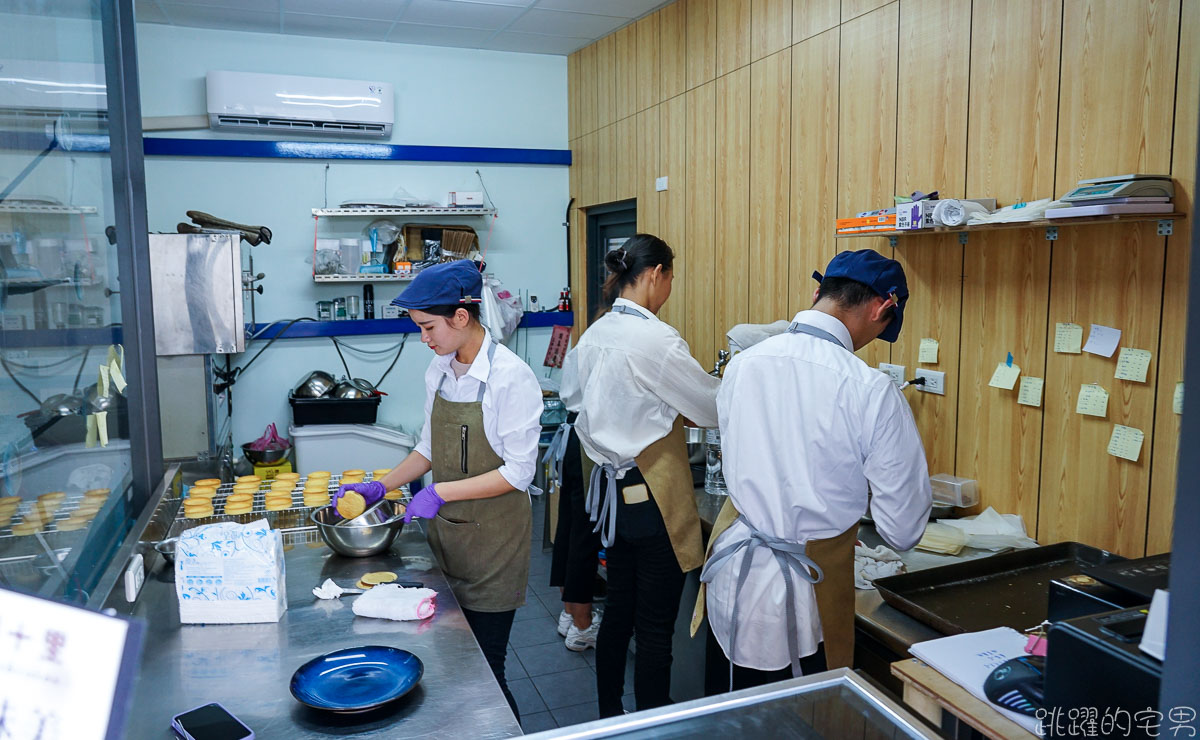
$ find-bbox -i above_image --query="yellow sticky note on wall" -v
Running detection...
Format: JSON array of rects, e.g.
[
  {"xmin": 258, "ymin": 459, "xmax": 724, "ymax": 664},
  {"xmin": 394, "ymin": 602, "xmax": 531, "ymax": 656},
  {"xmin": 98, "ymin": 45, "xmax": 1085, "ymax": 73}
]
[
  {"xmin": 1017, "ymin": 377, "xmax": 1044, "ymax": 407},
  {"xmin": 1054, "ymin": 323, "xmax": 1083, "ymax": 354},
  {"xmin": 1114, "ymin": 348, "xmax": 1152, "ymax": 383},
  {"xmin": 85, "ymin": 413, "xmax": 98, "ymax": 448},
  {"xmin": 919, "ymin": 338, "xmax": 939, "ymax": 364},
  {"xmin": 1106, "ymin": 424, "xmax": 1144, "ymax": 462},
  {"xmin": 1174, "ymin": 382, "xmax": 1184, "ymax": 415},
  {"xmin": 1076, "ymin": 384, "xmax": 1109, "ymax": 417},
  {"xmin": 988, "ymin": 362, "xmax": 1021, "ymax": 390}
]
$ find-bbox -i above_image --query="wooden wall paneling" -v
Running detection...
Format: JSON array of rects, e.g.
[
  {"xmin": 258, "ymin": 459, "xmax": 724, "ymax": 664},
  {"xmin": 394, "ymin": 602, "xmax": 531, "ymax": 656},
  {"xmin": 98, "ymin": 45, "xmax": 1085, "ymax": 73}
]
[
  {"xmin": 614, "ymin": 24, "xmax": 636, "ymax": 122},
  {"xmin": 661, "ymin": 1, "xmax": 689, "ymax": 101},
  {"xmin": 842, "ymin": 0, "xmax": 891, "ymax": 25},
  {"xmin": 793, "ymin": 0, "xmax": 839, "ymax": 43},
  {"xmin": 1054, "ymin": 0, "xmax": 1179, "ymax": 188},
  {"xmin": 1147, "ymin": 0, "xmax": 1197, "ymax": 555},
  {"xmin": 686, "ymin": 0, "xmax": 717, "ymax": 90},
  {"xmin": 748, "ymin": 49, "xmax": 791, "ymax": 324},
  {"xmin": 577, "ymin": 131, "xmax": 598, "ymax": 208},
  {"xmin": 891, "ymin": 0, "xmax": 971, "ymax": 476},
  {"xmin": 635, "ymin": 12, "xmax": 662, "ymax": 111},
  {"xmin": 615, "ymin": 116, "xmax": 637, "ymax": 202},
  {"xmin": 958, "ymin": 0, "xmax": 1061, "ymax": 523},
  {"xmin": 686, "ymin": 81, "xmax": 718, "ymax": 365},
  {"xmin": 596, "ymin": 124, "xmax": 617, "ymax": 205},
  {"xmin": 837, "ymin": 3, "xmax": 899, "ymax": 370},
  {"xmin": 1039, "ymin": 0, "xmax": 1179, "ymax": 555},
  {"xmin": 715, "ymin": 67, "xmax": 751, "ymax": 342},
  {"xmin": 751, "ymin": 0, "xmax": 792, "ymax": 62},
  {"xmin": 570, "ymin": 210, "xmax": 587, "ymax": 341},
  {"xmin": 659, "ymin": 94, "xmax": 689, "ymax": 334},
  {"xmin": 636, "ymin": 105, "xmax": 662, "ymax": 236},
  {"xmin": 569, "ymin": 137, "xmax": 581, "ymax": 210},
  {"xmin": 789, "ymin": 29, "xmax": 840, "ymax": 318},
  {"xmin": 580, "ymin": 42, "xmax": 598, "ymax": 135},
  {"xmin": 596, "ymin": 34, "xmax": 617, "ymax": 129},
  {"xmin": 568, "ymin": 52, "xmax": 580, "ymax": 140},
  {"xmin": 1040, "ymin": 224, "xmax": 1164, "ymax": 555},
  {"xmin": 716, "ymin": 0, "xmax": 751, "ymax": 77}
]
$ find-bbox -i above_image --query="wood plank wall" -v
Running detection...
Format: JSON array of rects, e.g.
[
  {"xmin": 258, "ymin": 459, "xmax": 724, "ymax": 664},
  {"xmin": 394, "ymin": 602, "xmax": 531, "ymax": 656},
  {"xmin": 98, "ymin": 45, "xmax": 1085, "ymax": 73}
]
[{"xmin": 566, "ymin": 0, "xmax": 1195, "ymax": 557}]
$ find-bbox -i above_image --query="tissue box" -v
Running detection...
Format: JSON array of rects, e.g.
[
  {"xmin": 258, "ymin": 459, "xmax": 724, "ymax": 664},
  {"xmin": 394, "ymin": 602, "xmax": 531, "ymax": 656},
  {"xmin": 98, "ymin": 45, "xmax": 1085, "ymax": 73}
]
[
  {"xmin": 448, "ymin": 191, "xmax": 484, "ymax": 206},
  {"xmin": 896, "ymin": 201, "xmax": 938, "ymax": 230},
  {"xmin": 176, "ymin": 519, "xmax": 287, "ymax": 624}
]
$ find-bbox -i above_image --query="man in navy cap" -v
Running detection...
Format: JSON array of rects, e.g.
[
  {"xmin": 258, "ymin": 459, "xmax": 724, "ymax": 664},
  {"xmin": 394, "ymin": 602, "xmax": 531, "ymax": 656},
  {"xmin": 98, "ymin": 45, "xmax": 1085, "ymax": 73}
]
[{"xmin": 697, "ymin": 249, "xmax": 932, "ymax": 693}]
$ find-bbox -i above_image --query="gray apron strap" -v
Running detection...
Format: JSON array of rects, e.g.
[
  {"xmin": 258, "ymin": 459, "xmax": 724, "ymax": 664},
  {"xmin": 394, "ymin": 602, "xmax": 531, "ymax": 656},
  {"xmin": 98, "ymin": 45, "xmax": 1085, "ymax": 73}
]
[
  {"xmin": 611, "ymin": 304, "xmax": 650, "ymax": 319},
  {"xmin": 699, "ymin": 516, "xmax": 825, "ymax": 687},
  {"xmin": 786, "ymin": 321, "xmax": 848, "ymax": 350},
  {"xmin": 586, "ymin": 462, "xmax": 619, "ymax": 547},
  {"xmin": 436, "ymin": 336, "xmax": 499, "ymax": 400},
  {"xmin": 542, "ymin": 421, "xmax": 572, "ymax": 486}
]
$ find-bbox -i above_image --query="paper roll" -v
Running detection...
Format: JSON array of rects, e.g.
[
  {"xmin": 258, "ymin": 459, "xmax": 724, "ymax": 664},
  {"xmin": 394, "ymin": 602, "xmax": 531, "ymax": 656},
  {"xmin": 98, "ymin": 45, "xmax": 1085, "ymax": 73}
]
[{"xmin": 933, "ymin": 199, "xmax": 989, "ymax": 226}]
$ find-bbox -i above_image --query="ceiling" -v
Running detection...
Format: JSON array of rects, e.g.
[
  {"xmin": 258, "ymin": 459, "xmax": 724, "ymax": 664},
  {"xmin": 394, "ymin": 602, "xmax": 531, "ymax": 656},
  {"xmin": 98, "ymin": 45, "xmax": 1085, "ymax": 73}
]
[{"xmin": 131, "ymin": 0, "xmax": 673, "ymax": 56}]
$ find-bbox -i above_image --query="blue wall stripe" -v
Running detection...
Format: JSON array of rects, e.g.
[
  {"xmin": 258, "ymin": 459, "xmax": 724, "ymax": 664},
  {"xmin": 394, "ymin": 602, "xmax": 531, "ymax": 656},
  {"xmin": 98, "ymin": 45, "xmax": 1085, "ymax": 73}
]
[{"xmin": 0, "ymin": 131, "xmax": 571, "ymax": 165}]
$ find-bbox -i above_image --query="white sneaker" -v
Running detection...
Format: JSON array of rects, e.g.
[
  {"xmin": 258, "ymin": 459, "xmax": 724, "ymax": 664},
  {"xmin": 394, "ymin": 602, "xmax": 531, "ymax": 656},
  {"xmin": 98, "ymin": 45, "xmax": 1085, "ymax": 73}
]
[
  {"xmin": 557, "ymin": 609, "xmax": 572, "ymax": 637},
  {"xmin": 565, "ymin": 615, "xmax": 601, "ymax": 652}
]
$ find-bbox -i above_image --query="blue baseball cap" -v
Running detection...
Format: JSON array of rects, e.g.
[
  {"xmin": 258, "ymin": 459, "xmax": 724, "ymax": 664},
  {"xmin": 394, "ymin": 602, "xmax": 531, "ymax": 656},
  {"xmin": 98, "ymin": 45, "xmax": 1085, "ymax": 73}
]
[
  {"xmin": 812, "ymin": 250, "xmax": 908, "ymax": 342},
  {"xmin": 391, "ymin": 260, "xmax": 483, "ymax": 310}
]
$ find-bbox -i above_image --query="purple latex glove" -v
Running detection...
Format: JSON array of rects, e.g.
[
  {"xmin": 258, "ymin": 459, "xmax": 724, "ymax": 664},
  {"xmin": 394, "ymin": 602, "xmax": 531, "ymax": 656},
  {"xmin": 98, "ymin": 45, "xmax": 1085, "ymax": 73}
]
[
  {"xmin": 332, "ymin": 480, "xmax": 386, "ymax": 518},
  {"xmin": 402, "ymin": 484, "xmax": 445, "ymax": 523}
]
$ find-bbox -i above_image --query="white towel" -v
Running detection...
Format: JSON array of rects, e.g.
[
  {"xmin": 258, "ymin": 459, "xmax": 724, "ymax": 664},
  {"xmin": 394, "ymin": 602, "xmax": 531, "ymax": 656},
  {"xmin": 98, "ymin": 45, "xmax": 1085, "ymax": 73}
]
[
  {"xmin": 352, "ymin": 584, "xmax": 438, "ymax": 621},
  {"xmin": 932, "ymin": 199, "xmax": 989, "ymax": 226},
  {"xmin": 854, "ymin": 544, "xmax": 905, "ymax": 589}
]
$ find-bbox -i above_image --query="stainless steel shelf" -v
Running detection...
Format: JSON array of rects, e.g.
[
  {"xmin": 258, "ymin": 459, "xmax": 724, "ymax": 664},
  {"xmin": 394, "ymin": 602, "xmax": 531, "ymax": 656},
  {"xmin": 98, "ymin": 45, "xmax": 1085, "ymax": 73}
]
[
  {"xmin": 0, "ymin": 204, "xmax": 98, "ymax": 215},
  {"xmin": 312, "ymin": 273, "xmax": 414, "ymax": 283},
  {"xmin": 311, "ymin": 206, "xmax": 495, "ymax": 217}
]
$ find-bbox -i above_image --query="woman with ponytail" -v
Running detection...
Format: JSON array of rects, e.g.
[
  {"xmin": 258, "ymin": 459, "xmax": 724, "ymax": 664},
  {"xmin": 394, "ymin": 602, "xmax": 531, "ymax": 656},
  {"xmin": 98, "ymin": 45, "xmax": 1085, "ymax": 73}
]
[{"xmin": 561, "ymin": 233, "xmax": 720, "ymax": 717}]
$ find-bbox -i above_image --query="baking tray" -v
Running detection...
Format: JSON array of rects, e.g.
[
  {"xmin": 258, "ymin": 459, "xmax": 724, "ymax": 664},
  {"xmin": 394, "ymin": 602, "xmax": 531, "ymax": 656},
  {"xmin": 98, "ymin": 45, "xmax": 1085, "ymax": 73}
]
[{"xmin": 874, "ymin": 542, "xmax": 1126, "ymax": 635}]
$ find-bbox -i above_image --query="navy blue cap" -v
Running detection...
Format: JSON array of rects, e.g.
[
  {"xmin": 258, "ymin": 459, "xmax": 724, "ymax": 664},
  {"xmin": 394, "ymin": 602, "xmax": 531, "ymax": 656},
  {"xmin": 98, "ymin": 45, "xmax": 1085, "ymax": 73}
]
[
  {"xmin": 812, "ymin": 249, "xmax": 908, "ymax": 342},
  {"xmin": 391, "ymin": 260, "xmax": 482, "ymax": 310}
]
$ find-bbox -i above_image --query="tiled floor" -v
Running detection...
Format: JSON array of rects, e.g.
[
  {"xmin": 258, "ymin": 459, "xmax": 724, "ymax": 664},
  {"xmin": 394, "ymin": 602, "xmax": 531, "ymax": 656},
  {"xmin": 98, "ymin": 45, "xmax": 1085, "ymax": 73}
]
[{"xmin": 512, "ymin": 496, "xmax": 635, "ymax": 734}]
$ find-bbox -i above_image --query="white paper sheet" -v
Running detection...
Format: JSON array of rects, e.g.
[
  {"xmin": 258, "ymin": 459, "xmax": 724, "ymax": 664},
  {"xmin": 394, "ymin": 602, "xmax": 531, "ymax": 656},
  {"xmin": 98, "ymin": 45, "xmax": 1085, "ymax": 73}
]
[{"xmin": 1082, "ymin": 324, "xmax": 1121, "ymax": 358}]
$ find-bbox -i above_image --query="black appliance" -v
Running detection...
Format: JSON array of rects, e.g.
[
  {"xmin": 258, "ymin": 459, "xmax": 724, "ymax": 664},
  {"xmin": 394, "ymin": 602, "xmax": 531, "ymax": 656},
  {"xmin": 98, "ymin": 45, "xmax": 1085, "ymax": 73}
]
[
  {"xmin": 1048, "ymin": 553, "xmax": 1169, "ymax": 622},
  {"xmin": 1044, "ymin": 607, "xmax": 1162, "ymax": 738}
]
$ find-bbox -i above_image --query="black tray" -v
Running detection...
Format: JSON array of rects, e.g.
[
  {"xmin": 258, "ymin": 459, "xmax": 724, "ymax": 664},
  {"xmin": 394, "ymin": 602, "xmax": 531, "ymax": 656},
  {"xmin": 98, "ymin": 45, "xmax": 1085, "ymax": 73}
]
[
  {"xmin": 289, "ymin": 393, "xmax": 381, "ymax": 426},
  {"xmin": 874, "ymin": 542, "xmax": 1126, "ymax": 635}
]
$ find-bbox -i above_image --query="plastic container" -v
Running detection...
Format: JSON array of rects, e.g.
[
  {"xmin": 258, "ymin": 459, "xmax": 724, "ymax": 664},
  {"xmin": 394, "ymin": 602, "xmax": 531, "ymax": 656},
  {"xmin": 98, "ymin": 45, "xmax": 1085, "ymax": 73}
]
[
  {"xmin": 289, "ymin": 393, "xmax": 380, "ymax": 426},
  {"xmin": 289, "ymin": 423, "xmax": 415, "ymax": 475},
  {"xmin": 704, "ymin": 428, "xmax": 727, "ymax": 495},
  {"xmin": 339, "ymin": 238, "xmax": 361, "ymax": 275},
  {"xmin": 929, "ymin": 474, "xmax": 979, "ymax": 508}
]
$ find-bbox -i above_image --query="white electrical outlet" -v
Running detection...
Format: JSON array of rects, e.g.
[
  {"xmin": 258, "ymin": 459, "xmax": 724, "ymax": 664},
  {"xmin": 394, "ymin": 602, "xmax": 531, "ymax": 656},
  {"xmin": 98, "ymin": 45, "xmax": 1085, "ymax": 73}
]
[
  {"xmin": 879, "ymin": 363, "xmax": 906, "ymax": 388},
  {"xmin": 655, "ymin": 176, "xmax": 669, "ymax": 191},
  {"xmin": 123, "ymin": 553, "xmax": 145, "ymax": 602},
  {"xmin": 915, "ymin": 368, "xmax": 946, "ymax": 395}
]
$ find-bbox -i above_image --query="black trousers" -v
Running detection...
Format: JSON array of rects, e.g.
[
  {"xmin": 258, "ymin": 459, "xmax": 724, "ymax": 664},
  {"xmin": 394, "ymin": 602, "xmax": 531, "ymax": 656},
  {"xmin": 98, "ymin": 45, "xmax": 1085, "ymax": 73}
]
[
  {"xmin": 548, "ymin": 419, "xmax": 601, "ymax": 603},
  {"xmin": 461, "ymin": 607, "xmax": 519, "ymax": 721},
  {"xmin": 703, "ymin": 623, "xmax": 828, "ymax": 695},
  {"xmin": 595, "ymin": 468, "xmax": 686, "ymax": 718}
]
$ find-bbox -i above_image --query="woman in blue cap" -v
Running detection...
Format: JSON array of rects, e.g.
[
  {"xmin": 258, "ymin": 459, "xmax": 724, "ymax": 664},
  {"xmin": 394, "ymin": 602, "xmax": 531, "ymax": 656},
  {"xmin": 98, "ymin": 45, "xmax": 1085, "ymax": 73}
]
[
  {"xmin": 696, "ymin": 248, "xmax": 931, "ymax": 693},
  {"xmin": 334, "ymin": 259, "xmax": 543, "ymax": 719}
]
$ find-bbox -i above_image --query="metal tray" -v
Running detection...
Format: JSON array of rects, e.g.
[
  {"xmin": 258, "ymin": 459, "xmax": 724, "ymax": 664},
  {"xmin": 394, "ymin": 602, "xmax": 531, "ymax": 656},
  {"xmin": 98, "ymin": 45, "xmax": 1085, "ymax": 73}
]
[{"xmin": 874, "ymin": 542, "xmax": 1126, "ymax": 635}]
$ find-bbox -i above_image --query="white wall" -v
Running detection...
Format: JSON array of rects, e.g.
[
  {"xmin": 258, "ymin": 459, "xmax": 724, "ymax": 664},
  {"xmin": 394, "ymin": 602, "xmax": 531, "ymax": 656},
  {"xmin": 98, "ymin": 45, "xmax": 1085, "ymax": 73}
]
[{"xmin": 134, "ymin": 24, "xmax": 570, "ymax": 450}]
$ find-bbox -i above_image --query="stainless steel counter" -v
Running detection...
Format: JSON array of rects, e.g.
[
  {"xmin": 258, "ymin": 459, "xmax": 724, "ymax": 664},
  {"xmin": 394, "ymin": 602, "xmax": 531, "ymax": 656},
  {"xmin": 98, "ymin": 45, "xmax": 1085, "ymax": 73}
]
[
  {"xmin": 691, "ymin": 488, "xmax": 997, "ymax": 656},
  {"xmin": 126, "ymin": 523, "xmax": 522, "ymax": 739}
]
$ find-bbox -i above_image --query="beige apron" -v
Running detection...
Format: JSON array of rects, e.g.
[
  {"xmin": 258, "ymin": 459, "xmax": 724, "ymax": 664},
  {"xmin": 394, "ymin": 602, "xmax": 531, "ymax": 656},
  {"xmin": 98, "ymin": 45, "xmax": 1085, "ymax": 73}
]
[{"xmin": 426, "ymin": 342, "xmax": 531, "ymax": 612}]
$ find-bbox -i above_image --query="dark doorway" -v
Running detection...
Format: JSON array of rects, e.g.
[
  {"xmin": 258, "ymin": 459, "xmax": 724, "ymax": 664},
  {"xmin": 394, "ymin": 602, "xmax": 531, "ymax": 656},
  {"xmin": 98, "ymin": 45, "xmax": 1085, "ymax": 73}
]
[{"xmin": 585, "ymin": 199, "xmax": 637, "ymax": 321}]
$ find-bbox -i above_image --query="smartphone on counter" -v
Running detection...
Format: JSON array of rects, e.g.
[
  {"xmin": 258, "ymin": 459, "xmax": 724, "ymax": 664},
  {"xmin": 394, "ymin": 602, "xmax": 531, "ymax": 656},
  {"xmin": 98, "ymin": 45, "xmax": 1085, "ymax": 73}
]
[{"xmin": 171, "ymin": 703, "xmax": 254, "ymax": 740}]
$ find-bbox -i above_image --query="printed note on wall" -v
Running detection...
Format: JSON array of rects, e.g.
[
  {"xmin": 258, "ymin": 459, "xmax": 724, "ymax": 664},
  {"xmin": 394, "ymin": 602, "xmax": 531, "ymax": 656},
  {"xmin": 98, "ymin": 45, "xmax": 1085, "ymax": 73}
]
[
  {"xmin": 1082, "ymin": 324, "xmax": 1121, "ymax": 358},
  {"xmin": 1054, "ymin": 323, "xmax": 1083, "ymax": 354},
  {"xmin": 1076, "ymin": 384, "xmax": 1109, "ymax": 417},
  {"xmin": 1107, "ymin": 424, "xmax": 1145, "ymax": 462},
  {"xmin": 988, "ymin": 362, "xmax": 1021, "ymax": 390},
  {"xmin": 919, "ymin": 338, "xmax": 939, "ymax": 364},
  {"xmin": 1114, "ymin": 348, "xmax": 1151, "ymax": 383},
  {"xmin": 1017, "ymin": 377, "xmax": 1044, "ymax": 407}
]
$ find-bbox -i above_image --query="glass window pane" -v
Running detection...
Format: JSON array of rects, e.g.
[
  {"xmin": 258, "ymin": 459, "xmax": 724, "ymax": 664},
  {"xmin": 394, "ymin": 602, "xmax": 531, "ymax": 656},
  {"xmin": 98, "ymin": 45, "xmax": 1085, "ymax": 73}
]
[{"xmin": 1, "ymin": 0, "xmax": 147, "ymax": 602}]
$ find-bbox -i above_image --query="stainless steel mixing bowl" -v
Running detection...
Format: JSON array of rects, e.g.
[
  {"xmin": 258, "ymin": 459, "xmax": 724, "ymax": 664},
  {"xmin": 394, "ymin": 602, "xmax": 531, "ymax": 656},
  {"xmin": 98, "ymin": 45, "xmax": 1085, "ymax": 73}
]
[{"xmin": 310, "ymin": 500, "xmax": 405, "ymax": 557}]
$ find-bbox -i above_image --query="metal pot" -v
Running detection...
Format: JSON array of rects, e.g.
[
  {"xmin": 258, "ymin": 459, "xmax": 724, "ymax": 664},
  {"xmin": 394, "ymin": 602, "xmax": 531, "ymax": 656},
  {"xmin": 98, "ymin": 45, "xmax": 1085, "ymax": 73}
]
[
  {"xmin": 241, "ymin": 442, "xmax": 289, "ymax": 466},
  {"xmin": 294, "ymin": 370, "xmax": 336, "ymax": 398},
  {"xmin": 41, "ymin": 393, "xmax": 83, "ymax": 417},
  {"xmin": 332, "ymin": 378, "xmax": 376, "ymax": 399},
  {"xmin": 84, "ymin": 383, "xmax": 117, "ymax": 413},
  {"xmin": 310, "ymin": 501, "xmax": 405, "ymax": 557},
  {"xmin": 684, "ymin": 425, "xmax": 706, "ymax": 466}
]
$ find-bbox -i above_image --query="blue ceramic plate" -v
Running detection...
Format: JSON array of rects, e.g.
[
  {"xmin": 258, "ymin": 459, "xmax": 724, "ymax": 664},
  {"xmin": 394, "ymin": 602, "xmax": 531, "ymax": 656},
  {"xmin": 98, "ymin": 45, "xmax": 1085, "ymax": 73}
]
[{"xmin": 290, "ymin": 645, "xmax": 424, "ymax": 713}]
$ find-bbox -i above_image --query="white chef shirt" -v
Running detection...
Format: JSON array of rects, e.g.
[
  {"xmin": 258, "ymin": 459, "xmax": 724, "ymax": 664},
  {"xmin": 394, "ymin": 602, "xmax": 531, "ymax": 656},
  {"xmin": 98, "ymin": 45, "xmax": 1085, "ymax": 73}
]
[
  {"xmin": 414, "ymin": 329, "xmax": 544, "ymax": 492},
  {"xmin": 707, "ymin": 309, "xmax": 932, "ymax": 670},
  {"xmin": 563, "ymin": 297, "xmax": 720, "ymax": 474}
]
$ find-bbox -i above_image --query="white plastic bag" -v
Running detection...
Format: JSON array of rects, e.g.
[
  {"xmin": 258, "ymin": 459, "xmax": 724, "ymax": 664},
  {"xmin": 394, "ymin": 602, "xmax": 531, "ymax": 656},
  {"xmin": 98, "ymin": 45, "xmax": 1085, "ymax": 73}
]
[{"xmin": 480, "ymin": 275, "xmax": 524, "ymax": 341}]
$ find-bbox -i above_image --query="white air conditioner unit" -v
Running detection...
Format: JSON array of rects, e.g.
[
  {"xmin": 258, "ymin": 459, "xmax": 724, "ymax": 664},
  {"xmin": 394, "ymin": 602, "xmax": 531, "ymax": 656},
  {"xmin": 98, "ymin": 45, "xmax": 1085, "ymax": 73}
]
[
  {"xmin": 0, "ymin": 59, "xmax": 108, "ymax": 128},
  {"xmin": 206, "ymin": 71, "xmax": 394, "ymax": 138}
]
